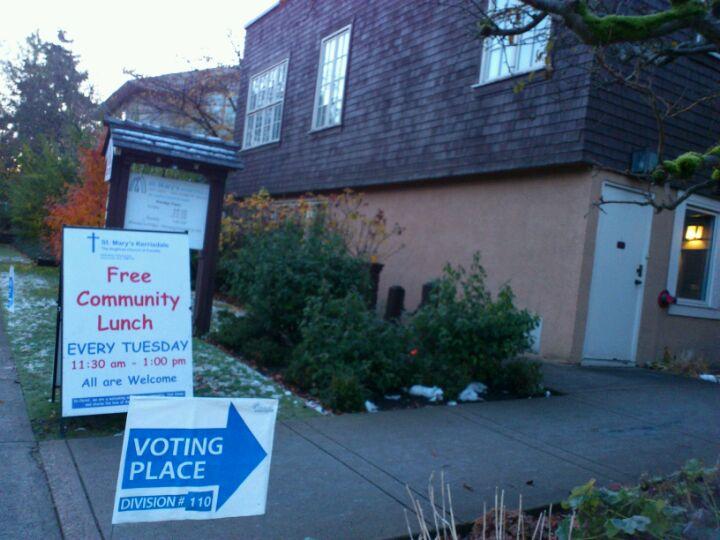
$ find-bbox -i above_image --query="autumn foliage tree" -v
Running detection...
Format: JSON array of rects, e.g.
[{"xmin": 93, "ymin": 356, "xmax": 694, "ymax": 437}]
[{"xmin": 44, "ymin": 141, "xmax": 108, "ymax": 260}]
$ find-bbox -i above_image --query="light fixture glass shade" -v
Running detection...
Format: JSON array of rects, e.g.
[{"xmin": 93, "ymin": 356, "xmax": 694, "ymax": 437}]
[{"xmin": 685, "ymin": 225, "xmax": 704, "ymax": 241}]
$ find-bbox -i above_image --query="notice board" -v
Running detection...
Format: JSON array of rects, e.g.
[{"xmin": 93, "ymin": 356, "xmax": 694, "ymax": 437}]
[
  {"xmin": 60, "ymin": 227, "xmax": 194, "ymax": 417},
  {"xmin": 124, "ymin": 173, "xmax": 210, "ymax": 250}
]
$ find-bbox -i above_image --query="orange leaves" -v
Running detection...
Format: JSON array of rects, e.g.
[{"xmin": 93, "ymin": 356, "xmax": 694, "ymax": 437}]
[
  {"xmin": 44, "ymin": 142, "xmax": 109, "ymax": 260},
  {"xmin": 221, "ymin": 188, "xmax": 405, "ymax": 263}
]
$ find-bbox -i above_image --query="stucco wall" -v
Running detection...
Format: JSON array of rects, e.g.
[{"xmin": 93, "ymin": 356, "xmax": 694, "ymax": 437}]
[
  {"xmin": 639, "ymin": 207, "xmax": 720, "ymax": 365},
  {"xmin": 361, "ymin": 168, "xmax": 595, "ymax": 359},
  {"xmin": 581, "ymin": 171, "xmax": 720, "ymax": 367}
]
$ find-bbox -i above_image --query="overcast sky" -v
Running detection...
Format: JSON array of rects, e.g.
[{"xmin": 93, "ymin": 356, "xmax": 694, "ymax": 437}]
[{"xmin": 0, "ymin": 0, "xmax": 278, "ymax": 101}]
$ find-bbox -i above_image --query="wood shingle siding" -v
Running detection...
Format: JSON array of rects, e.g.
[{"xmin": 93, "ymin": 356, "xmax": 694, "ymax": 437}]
[{"xmin": 229, "ymin": 0, "xmax": 720, "ymax": 196}]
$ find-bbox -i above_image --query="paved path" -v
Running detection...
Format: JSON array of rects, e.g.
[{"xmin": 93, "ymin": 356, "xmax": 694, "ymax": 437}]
[
  {"xmin": 0, "ymin": 311, "xmax": 61, "ymax": 540},
  {"xmin": 31, "ymin": 363, "xmax": 719, "ymax": 540},
  {"xmin": 1, "ymin": 306, "xmax": 718, "ymax": 540}
]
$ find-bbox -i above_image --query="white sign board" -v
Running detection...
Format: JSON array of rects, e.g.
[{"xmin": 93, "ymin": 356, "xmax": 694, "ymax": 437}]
[
  {"xmin": 61, "ymin": 227, "xmax": 193, "ymax": 417},
  {"xmin": 112, "ymin": 396, "xmax": 277, "ymax": 524},
  {"xmin": 124, "ymin": 173, "xmax": 210, "ymax": 250},
  {"xmin": 104, "ymin": 137, "xmax": 113, "ymax": 181}
]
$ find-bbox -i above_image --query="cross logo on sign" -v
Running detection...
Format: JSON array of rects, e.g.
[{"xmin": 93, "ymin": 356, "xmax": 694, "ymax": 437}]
[{"xmin": 87, "ymin": 232, "xmax": 99, "ymax": 253}]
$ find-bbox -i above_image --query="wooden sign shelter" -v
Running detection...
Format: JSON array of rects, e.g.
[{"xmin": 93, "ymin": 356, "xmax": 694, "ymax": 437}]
[{"xmin": 101, "ymin": 117, "xmax": 242, "ymax": 335}]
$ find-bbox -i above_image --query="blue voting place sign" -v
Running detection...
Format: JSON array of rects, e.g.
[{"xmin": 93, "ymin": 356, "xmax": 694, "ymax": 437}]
[{"xmin": 113, "ymin": 397, "xmax": 278, "ymax": 524}]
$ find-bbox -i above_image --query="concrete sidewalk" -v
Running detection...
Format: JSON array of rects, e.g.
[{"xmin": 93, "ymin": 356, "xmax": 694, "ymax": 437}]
[
  {"xmin": 0, "ymin": 312, "xmax": 61, "ymax": 540},
  {"xmin": 36, "ymin": 364, "xmax": 720, "ymax": 540}
]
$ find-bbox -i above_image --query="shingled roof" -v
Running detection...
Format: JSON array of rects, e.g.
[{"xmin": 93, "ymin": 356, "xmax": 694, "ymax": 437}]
[
  {"xmin": 103, "ymin": 116, "xmax": 243, "ymax": 171},
  {"xmin": 102, "ymin": 67, "xmax": 240, "ymax": 115}
]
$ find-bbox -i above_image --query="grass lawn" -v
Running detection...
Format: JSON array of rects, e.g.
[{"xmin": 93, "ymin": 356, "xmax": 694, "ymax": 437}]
[{"xmin": 0, "ymin": 244, "xmax": 319, "ymax": 440}]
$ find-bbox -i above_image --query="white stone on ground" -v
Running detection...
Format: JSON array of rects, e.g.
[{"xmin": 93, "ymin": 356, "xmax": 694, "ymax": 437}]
[
  {"xmin": 409, "ymin": 385, "xmax": 444, "ymax": 402},
  {"xmin": 364, "ymin": 400, "xmax": 379, "ymax": 413},
  {"xmin": 458, "ymin": 382, "xmax": 487, "ymax": 402}
]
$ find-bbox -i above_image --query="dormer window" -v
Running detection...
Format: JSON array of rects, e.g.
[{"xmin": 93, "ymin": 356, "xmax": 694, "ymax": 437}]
[
  {"xmin": 312, "ymin": 25, "xmax": 352, "ymax": 130},
  {"xmin": 479, "ymin": 0, "xmax": 550, "ymax": 84}
]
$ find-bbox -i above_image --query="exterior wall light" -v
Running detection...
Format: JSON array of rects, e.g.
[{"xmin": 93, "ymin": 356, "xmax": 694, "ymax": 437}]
[{"xmin": 685, "ymin": 225, "xmax": 704, "ymax": 241}]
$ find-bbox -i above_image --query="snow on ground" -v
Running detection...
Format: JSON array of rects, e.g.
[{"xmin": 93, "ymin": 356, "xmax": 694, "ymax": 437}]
[{"xmin": 0, "ymin": 245, "xmax": 319, "ymax": 439}]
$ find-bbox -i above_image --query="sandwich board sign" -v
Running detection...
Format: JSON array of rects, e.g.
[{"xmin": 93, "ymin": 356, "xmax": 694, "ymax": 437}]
[
  {"xmin": 57, "ymin": 226, "xmax": 193, "ymax": 417},
  {"xmin": 112, "ymin": 396, "xmax": 278, "ymax": 524}
]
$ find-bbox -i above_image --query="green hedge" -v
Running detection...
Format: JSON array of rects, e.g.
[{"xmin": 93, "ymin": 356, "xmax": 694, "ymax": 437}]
[
  {"xmin": 287, "ymin": 289, "xmax": 410, "ymax": 411},
  {"xmin": 215, "ymin": 228, "xmax": 542, "ymax": 412},
  {"xmin": 408, "ymin": 253, "xmax": 539, "ymax": 398},
  {"xmin": 214, "ymin": 220, "xmax": 369, "ymax": 367}
]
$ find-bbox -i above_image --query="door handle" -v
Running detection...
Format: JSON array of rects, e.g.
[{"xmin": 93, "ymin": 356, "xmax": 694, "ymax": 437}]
[{"xmin": 636, "ymin": 264, "xmax": 643, "ymax": 277}]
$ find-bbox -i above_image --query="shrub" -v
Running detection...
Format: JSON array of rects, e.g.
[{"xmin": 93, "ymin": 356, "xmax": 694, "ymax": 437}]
[
  {"xmin": 557, "ymin": 473, "xmax": 691, "ymax": 539},
  {"xmin": 44, "ymin": 142, "xmax": 108, "ymax": 260},
  {"xmin": 500, "ymin": 360, "xmax": 544, "ymax": 397},
  {"xmin": 287, "ymin": 290, "xmax": 410, "ymax": 412},
  {"xmin": 8, "ymin": 139, "xmax": 76, "ymax": 240},
  {"xmin": 211, "ymin": 312, "xmax": 288, "ymax": 367},
  {"xmin": 408, "ymin": 253, "xmax": 538, "ymax": 398},
  {"xmin": 216, "ymin": 220, "xmax": 370, "ymax": 366}
]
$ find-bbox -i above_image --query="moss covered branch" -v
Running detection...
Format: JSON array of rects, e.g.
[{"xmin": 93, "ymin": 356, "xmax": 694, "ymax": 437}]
[
  {"xmin": 521, "ymin": 0, "xmax": 716, "ymax": 45},
  {"xmin": 575, "ymin": 0, "xmax": 706, "ymax": 44}
]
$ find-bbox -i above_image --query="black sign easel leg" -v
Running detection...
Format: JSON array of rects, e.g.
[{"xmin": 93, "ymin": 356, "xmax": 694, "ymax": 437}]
[{"xmin": 50, "ymin": 259, "xmax": 62, "ymax": 403}]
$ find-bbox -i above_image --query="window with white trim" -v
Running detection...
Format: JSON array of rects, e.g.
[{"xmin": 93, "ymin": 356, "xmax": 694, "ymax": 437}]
[
  {"xmin": 243, "ymin": 60, "xmax": 288, "ymax": 149},
  {"xmin": 667, "ymin": 195, "xmax": 720, "ymax": 319},
  {"xmin": 312, "ymin": 26, "xmax": 351, "ymax": 130},
  {"xmin": 479, "ymin": 0, "xmax": 550, "ymax": 84}
]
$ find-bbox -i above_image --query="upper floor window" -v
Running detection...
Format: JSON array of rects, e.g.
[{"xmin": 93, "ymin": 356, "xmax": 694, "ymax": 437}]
[
  {"xmin": 313, "ymin": 26, "xmax": 351, "ymax": 130},
  {"xmin": 479, "ymin": 0, "xmax": 550, "ymax": 85},
  {"xmin": 243, "ymin": 60, "xmax": 288, "ymax": 149}
]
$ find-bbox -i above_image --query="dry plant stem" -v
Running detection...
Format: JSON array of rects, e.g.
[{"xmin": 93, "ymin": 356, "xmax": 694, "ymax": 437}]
[
  {"xmin": 405, "ymin": 508, "xmax": 415, "ymax": 540},
  {"xmin": 441, "ymin": 472, "xmax": 448, "ymax": 539},
  {"xmin": 517, "ymin": 494, "xmax": 523, "ymax": 540},
  {"xmin": 548, "ymin": 503, "xmax": 553, "ymax": 540},
  {"xmin": 500, "ymin": 489, "xmax": 506, "ymax": 538},
  {"xmin": 448, "ymin": 486, "xmax": 457, "ymax": 540},
  {"xmin": 482, "ymin": 501, "xmax": 487, "ymax": 540},
  {"xmin": 429, "ymin": 473, "xmax": 440, "ymax": 538},
  {"xmin": 531, "ymin": 510, "xmax": 545, "ymax": 540},
  {"xmin": 494, "ymin": 488, "xmax": 499, "ymax": 539},
  {"xmin": 405, "ymin": 476, "xmax": 458, "ymax": 540}
]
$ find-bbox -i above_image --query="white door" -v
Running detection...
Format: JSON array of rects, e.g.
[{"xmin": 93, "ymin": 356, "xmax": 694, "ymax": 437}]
[{"xmin": 583, "ymin": 184, "xmax": 653, "ymax": 364}]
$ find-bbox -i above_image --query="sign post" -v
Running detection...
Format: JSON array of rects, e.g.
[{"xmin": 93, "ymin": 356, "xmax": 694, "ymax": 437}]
[
  {"xmin": 102, "ymin": 118, "xmax": 242, "ymax": 335},
  {"xmin": 112, "ymin": 396, "xmax": 277, "ymax": 524},
  {"xmin": 57, "ymin": 226, "xmax": 193, "ymax": 417}
]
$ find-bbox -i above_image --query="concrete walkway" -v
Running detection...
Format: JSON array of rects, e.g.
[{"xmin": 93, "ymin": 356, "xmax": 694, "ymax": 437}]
[
  {"xmin": 29, "ymin": 363, "xmax": 718, "ymax": 540},
  {"xmin": 0, "ymin": 312, "xmax": 61, "ymax": 540}
]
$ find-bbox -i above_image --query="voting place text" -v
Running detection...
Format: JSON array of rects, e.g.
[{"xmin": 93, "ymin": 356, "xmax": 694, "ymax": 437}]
[{"xmin": 113, "ymin": 397, "xmax": 278, "ymax": 524}]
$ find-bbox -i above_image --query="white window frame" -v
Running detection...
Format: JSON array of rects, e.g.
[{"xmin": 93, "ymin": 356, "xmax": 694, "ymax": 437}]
[
  {"xmin": 476, "ymin": 0, "xmax": 550, "ymax": 86},
  {"xmin": 312, "ymin": 25, "xmax": 352, "ymax": 131},
  {"xmin": 243, "ymin": 59, "xmax": 289, "ymax": 149},
  {"xmin": 666, "ymin": 193, "xmax": 720, "ymax": 319}
]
